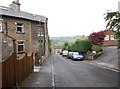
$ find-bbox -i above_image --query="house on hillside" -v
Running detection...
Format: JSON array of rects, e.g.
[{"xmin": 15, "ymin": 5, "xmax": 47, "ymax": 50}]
[
  {"xmin": 103, "ymin": 30, "xmax": 118, "ymax": 46},
  {"xmin": 0, "ymin": 0, "xmax": 49, "ymax": 62}
]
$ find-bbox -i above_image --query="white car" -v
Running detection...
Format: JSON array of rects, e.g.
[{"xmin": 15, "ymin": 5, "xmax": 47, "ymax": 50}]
[
  {"xmin": 62, "ymin": 50, "xmax": 68, "ymax": 56},
  {"xmin": 71, "ymin": 52, "xmax": 83, "ymax": 61}
]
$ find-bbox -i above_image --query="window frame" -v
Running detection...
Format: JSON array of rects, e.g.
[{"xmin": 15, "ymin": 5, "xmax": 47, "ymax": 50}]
[
  {"xmin": 110, "ymin": 35, "xmax": 115, "ymax": 40},
  {"xmin": 38, "ymin": 28, "xmax": 41, "ymax": 37},
  {"xmin": 104, "ymin": 35, "xmax": 109, "ymax": 41},
  {"xmin": 16, "ymin": 23, "xmax": 25, "ymax": 34},
  {"xmin": 17, "ymin": 41, "xmax": 25, "ymax": 53},
  {"xmin": 0, "ymin": 20, "xmax": 2, "ymax": 32},
  {"xmin": 40, "ymin": 27, "xmax": 44, "ymax": 37},
  {"xmin": 37, "ymin": 26, "xmax": 44, "ymax": 37},
  {"xmin": 38, "ymin": 40, "xmax": 44, "ymax": 48}
]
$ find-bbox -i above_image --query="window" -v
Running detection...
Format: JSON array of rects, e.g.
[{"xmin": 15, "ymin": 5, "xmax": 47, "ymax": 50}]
[
  {"xmin": 40, "ymin": 40, "xmax": 44, "ymax": 48},
  {"xmin": 38, "ymin": 40, "xmax": 44, "ymax": 48},
  {"xmin": 0, "ymin": 20, "xmax": 2, "ymax": 32},
  {"xmin": 37, "ymin": 26, "xmax": 44, "ymax": 37},
  {"xmin": 38, "ymin": 28, "xmax": 40, "ymax": 37},
  {"xmin": 104, "ymin": 35, "xmax": 109, "ymax": 41},
  {"xmin": 18, "ymin": 41, "xmax": 25, "ymax": 53},
  {"xmin": 110, "ymin": 35, "xmax": 115, "ymax": 40},
  {"xmin": 40, "ymin": 28, "xmax": 44, "ymax": 36},
  {"xmin": 17, "ymin": 23, "xmax": 24, "ymax": 33}
]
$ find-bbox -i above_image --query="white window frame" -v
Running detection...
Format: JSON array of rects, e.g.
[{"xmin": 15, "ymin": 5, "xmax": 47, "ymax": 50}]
[
  {"xmin": 38, "ymin": 28, "xmax": 41, "ymax": 36},
  {"xmin": 17, "ymin": 23, "xmax": 24, "ymax": 33},
  {"xmin": 40, "ymin": 27, "xmax": 44, "ymax": 37},
  {"xmin": 104, "ymin": 35, "xmax": 109, "ymax": 41},
  {"xmin": 37, "ymin": 27, "xmax": 44, "ymax": 37},
  {"xmin": 110, "ymin": 35, "xmax": 115, "ymax": 40},
  {"xmin": 0, "ymin": 20, "xmax": 2, "ymax": 32},
  {"xmin": 18, "ymin": 41, "xmax": 25, "ymax": 53}
]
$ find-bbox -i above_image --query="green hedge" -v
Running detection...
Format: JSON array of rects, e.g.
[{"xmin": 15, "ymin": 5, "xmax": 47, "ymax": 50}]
[
  {"xmin": 92, "ymin": 45, "xmax": 102, "ymax": 53},
  {"xmin": 68, "ymin": 39, "xmax": 92, "ymax": 53}
]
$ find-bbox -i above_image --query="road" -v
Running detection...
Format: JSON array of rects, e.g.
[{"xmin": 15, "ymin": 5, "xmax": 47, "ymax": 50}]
[
  {"xmin": 95, "ymin": 46, "xmax": 118, "ymax": 69},
  {"xmin": 19, "ymin": 54, "xmax": 118, "ymax": 88}
]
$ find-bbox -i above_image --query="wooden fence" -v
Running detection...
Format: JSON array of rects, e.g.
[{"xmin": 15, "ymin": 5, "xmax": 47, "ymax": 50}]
[{"xmin": 2, "ymin": 53, "xmax": 34, "ymax": 88}]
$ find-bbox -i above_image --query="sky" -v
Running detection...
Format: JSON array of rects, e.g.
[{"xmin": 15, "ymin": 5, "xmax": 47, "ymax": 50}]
[{"xmin": 0, "ymin": 0, "xmax": 119, "ymax": 37}]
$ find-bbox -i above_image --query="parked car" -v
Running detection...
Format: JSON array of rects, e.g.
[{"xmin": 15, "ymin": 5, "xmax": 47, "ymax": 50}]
[
  {"xmin": 62, "ymin": 50, "xmax": 68, "ymax": 56},
  {"xmin": 67, "ymin": 52, "xmax": 73, "ymax": 59},
  {"xmin": 71, "ymin": 52, "xmax": 83, "ymax": 61},
  {"xmin": 60, "ymin": 52, "xmax": 62, "ymax": 55}
]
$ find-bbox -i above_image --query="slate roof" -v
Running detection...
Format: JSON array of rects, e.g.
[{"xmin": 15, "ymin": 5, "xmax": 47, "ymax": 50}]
[{"xmin": 0, "ymin": 5, "xmax": 47, "ymax": 22}]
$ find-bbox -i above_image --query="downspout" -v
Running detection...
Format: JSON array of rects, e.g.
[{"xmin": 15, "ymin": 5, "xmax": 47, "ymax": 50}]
[{"xmin": 5, "ymin": 22, "xmax": 8, "ymax": 36}]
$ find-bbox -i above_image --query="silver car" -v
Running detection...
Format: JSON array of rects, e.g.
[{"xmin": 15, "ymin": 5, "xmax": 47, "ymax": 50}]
[{"xmin": 71, "ymin": 52, "xmax": 83, "ymax": 61}]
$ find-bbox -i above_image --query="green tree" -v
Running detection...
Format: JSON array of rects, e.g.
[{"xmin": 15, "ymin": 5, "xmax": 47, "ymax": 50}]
[
  {"xmin": 62, "ymin": 41, "xmax": 69, "ymax": 50},
  {"xmin": 104, "ymin": 11, "xmax": 120, "ymax": 48},
  {"xmin": 68, "ymin": 39, "xmax": 92, "ymax": 53}
]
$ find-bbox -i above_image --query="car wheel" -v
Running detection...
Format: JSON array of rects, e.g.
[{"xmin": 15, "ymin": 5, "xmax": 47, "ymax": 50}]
[{"xmin": 73, "ymin": 58, "xmax": 75, "ymax": 60}]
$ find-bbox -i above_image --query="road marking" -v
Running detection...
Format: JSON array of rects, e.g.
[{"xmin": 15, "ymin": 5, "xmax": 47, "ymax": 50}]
[
  {"xmin": 83, "ymin": 61, "xmax": 119, "ymax": 72},
  {"xmin": 52, "ymin": 59, "xmax": 55, "ymax": 88}
]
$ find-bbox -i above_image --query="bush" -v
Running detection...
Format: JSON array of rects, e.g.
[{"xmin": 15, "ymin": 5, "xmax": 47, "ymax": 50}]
[
  {"xmin": 92, "ymin": 45, "xmax": 102, "ymax": 53},
  {"xmin": 68, "ymin": 39, "xmax": 92, "ymax": 53}
]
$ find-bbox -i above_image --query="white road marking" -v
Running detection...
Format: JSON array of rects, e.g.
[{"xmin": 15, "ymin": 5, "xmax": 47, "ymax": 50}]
[
  {"xmin": 52, "ymin": 59, "xmax": 55, "ymax": 88},
  {"xmin": 82, "ymin": 61, "xmax": 119, "ymax": 72}
]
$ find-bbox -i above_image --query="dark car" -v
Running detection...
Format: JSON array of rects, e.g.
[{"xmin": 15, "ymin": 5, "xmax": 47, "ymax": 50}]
[
  {"xmin": 60, "ymin": 52, "xmax": 62, "ymax": 55},
  {"xmin": 71, "ymin": 52, "xmax": 83, "ymax": 61},
  {"xmin": 67, "ymin": 52, "xmax": 73, "ymax": 59}
]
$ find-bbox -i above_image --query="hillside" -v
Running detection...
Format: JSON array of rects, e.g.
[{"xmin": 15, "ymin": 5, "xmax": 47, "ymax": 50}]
[{"xmin": 51, "ymin": 35, "xmax": 88, "ymax": 48}]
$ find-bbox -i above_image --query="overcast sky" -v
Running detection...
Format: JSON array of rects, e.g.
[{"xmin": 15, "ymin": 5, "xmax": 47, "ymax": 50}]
[{"xmin": 0, "ymin": 0, "xmax": 119, "ymax": 37}]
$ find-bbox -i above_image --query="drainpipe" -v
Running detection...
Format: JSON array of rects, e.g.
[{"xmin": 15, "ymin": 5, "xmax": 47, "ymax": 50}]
[
  {"xmin": 13, "ymin": 39, "xmax": 16, "ymax": 54},
  {"xmin": 5, "ymin": 22, "xmax": 8, "ymax": 36},
  {"xmin": 44, "ymin": 22, "xmax": 46, "ymax": 56},
  {"xmin": 13, "ymin": 39, "xmax": 18, "ymax": 87}
]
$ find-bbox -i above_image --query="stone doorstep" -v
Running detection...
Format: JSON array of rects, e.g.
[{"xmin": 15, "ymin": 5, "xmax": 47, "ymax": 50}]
[
  {"xmin": 33, "ymin": 55, "xmax": 49, "ymax": 72},
  {"xmin": 34, "ymin": 66, "xmax": 41, "ymax": 72}
]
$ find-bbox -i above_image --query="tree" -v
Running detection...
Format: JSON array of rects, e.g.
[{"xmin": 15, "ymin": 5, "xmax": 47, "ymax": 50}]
[
  {"xmin": 104, "ymin": 11, "xmax": 120, "ymax": 30},
  {"xmin": 67, "ymin": 39, "xmax": 92, "ymax": 53},
  {"xmin": 88, "ymin": 31, "xmax": 105, "ymax": 45},
  {"xmin": 104, "ymin": 11, "xmax": 120, "ymax": 48},
  {"xmin": 62, "ymin": 41, "xmax": 69, "ymax": 51}
]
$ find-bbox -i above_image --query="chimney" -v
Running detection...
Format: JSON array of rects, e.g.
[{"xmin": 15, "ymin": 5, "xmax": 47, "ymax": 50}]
[{"xmin": 9, "ymin": 0, "xmax": 21, "ymax": 11}]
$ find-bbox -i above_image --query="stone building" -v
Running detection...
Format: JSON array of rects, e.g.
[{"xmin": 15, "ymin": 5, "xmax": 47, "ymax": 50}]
[
  {"xmin": 0, "ymin": 0, "xmax": 49, "ymax": 62},
  {"xmin": 103, "ymin": 30, "xmax": 118, "ymax": 46}
]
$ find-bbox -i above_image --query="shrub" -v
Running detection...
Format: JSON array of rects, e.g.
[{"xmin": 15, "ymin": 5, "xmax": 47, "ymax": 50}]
[
  {"xmin": 68, "ymin": 39, "xmax": 92, "ymax": 53},
  {"xmin": 92, "ymin": 45, "xmax": 102, "ymax": 53}
]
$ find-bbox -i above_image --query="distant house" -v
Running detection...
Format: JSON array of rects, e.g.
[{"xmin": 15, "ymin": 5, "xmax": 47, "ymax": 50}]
[
  {"xmin": 0, "ymin": 0, "xmax": 49, "ymax": 60},
  {"xmin": 103, "ymin": 30, "xmax": 118, "ymax": 46}
]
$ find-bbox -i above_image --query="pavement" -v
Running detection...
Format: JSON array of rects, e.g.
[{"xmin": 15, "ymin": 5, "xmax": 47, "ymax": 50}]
[
  {"xmin": 18, "ymin": 55, "xmax": 53, "ymax": 87},
  {"xmin": 91, "ymin": 46, "xmax": 119, "ymax": 71}
]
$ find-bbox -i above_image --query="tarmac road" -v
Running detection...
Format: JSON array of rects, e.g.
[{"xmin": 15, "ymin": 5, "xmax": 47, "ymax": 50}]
[{"xmin": 19, "ymin": 54, "xmax": 119, "ymax": 88}]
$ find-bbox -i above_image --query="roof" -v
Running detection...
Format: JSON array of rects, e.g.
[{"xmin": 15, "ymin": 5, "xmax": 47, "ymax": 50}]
[
  {"xmin": 0, "ymin": 5, "xmax": 47, "ymax": 22},
  {"xmin": 104, "ymin": 29, "xmax": 117, "ymax": 33}
]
